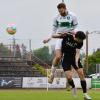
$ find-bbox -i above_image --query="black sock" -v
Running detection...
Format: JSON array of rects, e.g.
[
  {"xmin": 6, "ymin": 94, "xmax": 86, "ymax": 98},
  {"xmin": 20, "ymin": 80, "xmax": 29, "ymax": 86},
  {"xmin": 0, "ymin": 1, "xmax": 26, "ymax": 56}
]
[
  {"xmin": 80, "ymin": 80, "xmax": 87, "ymax": 93},
  {"xmin": 68, "ymin": 79, "xmax": 75, "ymax": 88}
]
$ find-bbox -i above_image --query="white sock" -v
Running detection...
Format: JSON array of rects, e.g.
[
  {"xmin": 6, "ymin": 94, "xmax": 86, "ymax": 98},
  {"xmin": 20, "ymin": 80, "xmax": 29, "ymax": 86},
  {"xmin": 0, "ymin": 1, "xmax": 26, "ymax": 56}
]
[
  {"xmin": 84, "ymin": 93, "xmax": 91, "ymax": 99},
  {"xmin": 51, "ymin": 65, "xmax": 56, "ymax": 75},
  {"xmin": 84, "ymin": 93, "xmax": 89, "ymax": 97}
]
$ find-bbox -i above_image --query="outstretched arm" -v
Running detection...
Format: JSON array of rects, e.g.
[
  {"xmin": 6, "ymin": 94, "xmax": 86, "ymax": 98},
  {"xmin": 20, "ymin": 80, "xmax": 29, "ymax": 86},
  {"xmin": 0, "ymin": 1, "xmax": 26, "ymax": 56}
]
[{"xmin": 52, "ymin": 33, "xmax": 67, "ymax": 38}]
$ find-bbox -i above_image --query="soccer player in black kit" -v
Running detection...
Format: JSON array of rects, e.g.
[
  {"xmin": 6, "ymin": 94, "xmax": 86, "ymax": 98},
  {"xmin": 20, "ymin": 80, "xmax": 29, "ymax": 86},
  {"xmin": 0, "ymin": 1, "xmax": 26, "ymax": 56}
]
[
  {"xmin": 52, "ymin": 31, "xmax": 92, "ymax": 100},
  {"xmin": 62, "ymin": 31, "xmax": 91, "ymax": 100}
]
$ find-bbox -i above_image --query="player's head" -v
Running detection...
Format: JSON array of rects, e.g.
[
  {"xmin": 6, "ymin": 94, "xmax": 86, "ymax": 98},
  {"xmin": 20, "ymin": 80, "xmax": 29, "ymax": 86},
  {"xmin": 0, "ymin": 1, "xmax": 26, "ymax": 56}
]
[
  {"xmin": 74, "ymin": 31, "xmax": 86, "ymax": 43},
  {"xmin": 57, "ymin": 3, "xmax": 67, "ymax": 16}
]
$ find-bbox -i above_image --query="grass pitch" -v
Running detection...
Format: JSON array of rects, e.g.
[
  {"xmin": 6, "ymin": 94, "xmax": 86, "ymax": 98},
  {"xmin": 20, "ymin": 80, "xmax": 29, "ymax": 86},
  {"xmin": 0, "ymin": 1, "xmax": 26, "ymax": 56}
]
[{"xmin": 0, "ymin": 89, "xmax": 99, "ymax": 100}]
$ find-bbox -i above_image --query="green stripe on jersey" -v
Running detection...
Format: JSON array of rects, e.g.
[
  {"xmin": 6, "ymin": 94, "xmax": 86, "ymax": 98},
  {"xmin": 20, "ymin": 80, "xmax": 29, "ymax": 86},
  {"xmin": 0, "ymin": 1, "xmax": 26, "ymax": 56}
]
[{"xmin": 59, "ymin": 22, "xmax": 74, "ymax": 28}]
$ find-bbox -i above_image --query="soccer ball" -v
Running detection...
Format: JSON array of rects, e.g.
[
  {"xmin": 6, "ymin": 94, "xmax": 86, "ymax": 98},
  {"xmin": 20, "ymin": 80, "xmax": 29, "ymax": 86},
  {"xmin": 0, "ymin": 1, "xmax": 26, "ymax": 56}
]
[{"xmin": 6, "ymin": 24, "xmax": 17, "ymax": 35}]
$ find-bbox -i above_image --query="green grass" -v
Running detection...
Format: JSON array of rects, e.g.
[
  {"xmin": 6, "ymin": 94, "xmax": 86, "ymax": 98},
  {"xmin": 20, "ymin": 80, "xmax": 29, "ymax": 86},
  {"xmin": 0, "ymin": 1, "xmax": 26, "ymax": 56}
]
[{"xmin": 0, "ymin": 89, "xmax": 99, "ymax": 100}]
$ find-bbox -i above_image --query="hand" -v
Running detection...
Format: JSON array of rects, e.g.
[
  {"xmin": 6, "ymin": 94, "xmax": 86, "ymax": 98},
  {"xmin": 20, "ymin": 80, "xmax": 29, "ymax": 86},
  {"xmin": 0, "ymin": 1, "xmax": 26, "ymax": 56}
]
[{"xmin": 43, "ymin": 38, "xmax": 51, "ymax": 44}]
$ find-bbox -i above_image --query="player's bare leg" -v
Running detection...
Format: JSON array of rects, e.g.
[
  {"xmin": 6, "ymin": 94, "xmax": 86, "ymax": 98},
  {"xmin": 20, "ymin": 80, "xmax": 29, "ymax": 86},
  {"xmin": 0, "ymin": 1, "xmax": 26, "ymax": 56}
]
[
  {"xmin": 76, "ymin": 68, "xmax": 92, "ymax": 100},
  {"xmin": 48, "ymin": 49, "xmax": 62, "ymax": 83}
]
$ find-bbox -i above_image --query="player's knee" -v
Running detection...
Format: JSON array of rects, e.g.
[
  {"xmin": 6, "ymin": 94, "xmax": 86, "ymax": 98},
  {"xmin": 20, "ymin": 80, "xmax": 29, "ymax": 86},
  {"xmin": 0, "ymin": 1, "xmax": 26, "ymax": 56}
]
[
  {"xmin": 67, "ymin": 75, "xmax": 72, "ymax": 80},
  {"xmin": 77, "ymin": 69, "xmax": 84, "ymax": 75},
  {"xmin": 78, "ymin": 72, "xmax": 85, "ymax": 79},
  {"xmin": 55, "ymin": 55, "xmax": 61, "ymax": 61}
]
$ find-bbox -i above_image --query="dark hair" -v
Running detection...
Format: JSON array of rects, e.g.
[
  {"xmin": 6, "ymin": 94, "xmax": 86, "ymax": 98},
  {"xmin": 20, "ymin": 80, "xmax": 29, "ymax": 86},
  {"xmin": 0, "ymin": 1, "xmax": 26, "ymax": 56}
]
[
  {"xmin": 75, "ymin": 31, "xmax": 86, "ymax": 40},
  {"xmin": 57, "ymin": 3, "xmax": 66, "ymax": 9}
]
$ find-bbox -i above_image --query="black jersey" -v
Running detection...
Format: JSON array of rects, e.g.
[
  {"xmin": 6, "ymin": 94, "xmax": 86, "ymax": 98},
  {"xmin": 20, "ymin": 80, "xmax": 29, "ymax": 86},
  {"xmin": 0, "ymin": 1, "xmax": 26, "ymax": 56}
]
[{"xmin": 61, "ymin": 34, "xmax": 83, "ymax": 56}]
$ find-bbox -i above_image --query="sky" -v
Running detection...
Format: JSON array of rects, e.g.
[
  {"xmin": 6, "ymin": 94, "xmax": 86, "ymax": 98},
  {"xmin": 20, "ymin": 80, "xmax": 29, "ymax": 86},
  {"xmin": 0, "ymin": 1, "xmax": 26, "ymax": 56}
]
[{"xmin": 0, "ymin": 0, "xmax": 100, "ymax": 54}]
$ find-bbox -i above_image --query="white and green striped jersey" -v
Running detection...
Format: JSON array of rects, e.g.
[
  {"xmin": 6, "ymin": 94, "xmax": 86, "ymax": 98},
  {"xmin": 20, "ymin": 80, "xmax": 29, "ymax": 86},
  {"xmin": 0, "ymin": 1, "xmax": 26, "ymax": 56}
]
[{"xmin": 51, "ymin": 12, "xmax": 78, "ymax": 36}]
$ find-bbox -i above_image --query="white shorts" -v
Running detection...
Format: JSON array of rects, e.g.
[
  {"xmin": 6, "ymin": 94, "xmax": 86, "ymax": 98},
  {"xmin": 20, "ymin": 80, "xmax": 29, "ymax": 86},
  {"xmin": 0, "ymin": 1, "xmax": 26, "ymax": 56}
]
[{"xmin": 55, "ymin": 39, "xmax": 63, "ymax": 50}]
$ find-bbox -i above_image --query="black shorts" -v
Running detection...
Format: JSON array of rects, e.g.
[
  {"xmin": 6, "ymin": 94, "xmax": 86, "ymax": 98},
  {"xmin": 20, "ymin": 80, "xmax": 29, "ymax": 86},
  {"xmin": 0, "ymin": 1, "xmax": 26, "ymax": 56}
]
[{"xmin": 62, "ymin": 55, "xmax": 83, "ymax": 72}]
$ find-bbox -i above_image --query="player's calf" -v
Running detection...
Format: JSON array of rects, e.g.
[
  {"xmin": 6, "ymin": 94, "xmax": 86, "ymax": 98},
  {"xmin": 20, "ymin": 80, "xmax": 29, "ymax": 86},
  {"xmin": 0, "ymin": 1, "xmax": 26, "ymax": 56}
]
[{"xmin": 67, "ymin": 79, "xmax": 77, "ymax": 97}]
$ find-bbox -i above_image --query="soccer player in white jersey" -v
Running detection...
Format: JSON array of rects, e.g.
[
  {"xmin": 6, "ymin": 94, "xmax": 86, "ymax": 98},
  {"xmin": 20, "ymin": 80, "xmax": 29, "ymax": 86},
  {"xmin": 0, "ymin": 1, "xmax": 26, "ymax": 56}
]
[{"xmin": 43, "ymin": 3, "xmax": 78, "ymax": 83}]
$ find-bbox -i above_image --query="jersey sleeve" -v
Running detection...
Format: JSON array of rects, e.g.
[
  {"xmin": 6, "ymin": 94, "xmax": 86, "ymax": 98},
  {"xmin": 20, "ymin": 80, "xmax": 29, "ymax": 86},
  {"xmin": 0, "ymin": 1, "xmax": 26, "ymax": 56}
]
[
  {"xmin": 71, "ymin": 12, "xmax": 78, "ymax": 29},
  {"xmin": 52, "ymin": 17, "xmax": 58, "ymax": 33},
  {"xmin": 48, "ymin": 17, "xmax": 58, "ymax": 38},
  {"xmin": 76, "ymin": 42, "xmax": 83, "ymax": 49},
  {"xmin": 52, "ymin": 17, "xmax": 58, "ymax": 34}
]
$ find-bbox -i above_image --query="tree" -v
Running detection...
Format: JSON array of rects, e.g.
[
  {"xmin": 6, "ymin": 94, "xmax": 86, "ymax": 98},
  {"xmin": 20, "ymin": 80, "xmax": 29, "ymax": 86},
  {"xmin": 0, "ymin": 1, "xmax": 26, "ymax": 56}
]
[
  {"xmin": 85, "ymin": 50, "xmax": 100, "ymax": 75},
  {"xmin": 0, "ymin": 43, "xmax": 13, "ymax": 57},
  {"xmin": 33, "ymin": 46, "xmax": 53, "ymax": 65}
]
